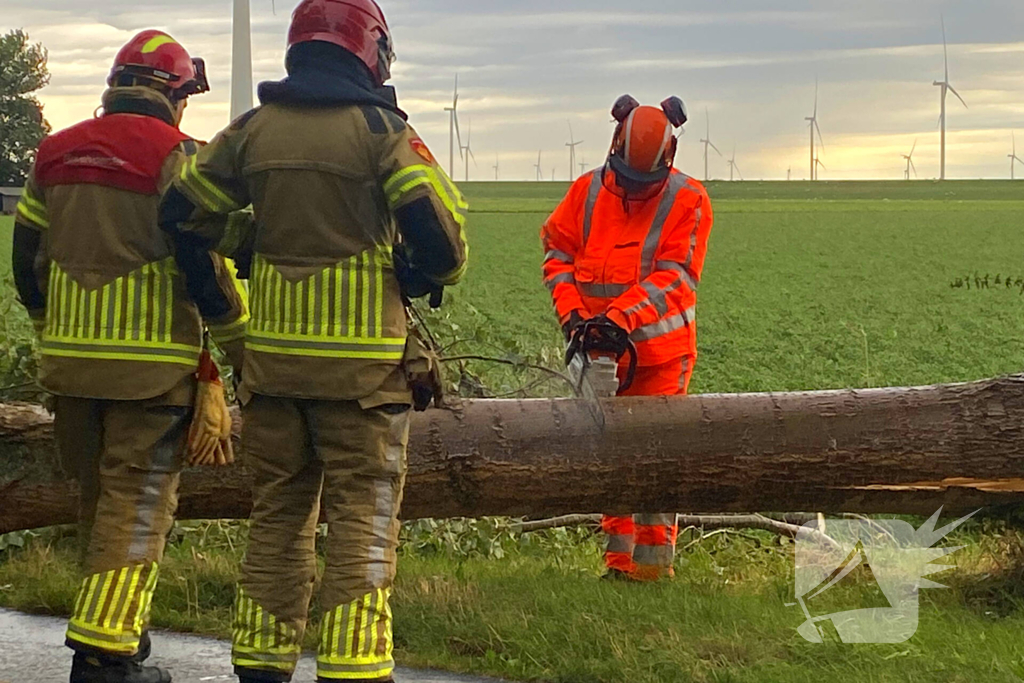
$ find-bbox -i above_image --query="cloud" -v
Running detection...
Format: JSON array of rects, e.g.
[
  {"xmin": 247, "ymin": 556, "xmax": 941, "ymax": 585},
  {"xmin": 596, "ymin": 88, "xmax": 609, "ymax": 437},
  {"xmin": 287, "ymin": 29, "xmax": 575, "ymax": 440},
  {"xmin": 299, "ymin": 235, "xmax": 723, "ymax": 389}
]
[{"xmin": 4, "ymin": 0, "xmax": 1024, "ymax": 179}]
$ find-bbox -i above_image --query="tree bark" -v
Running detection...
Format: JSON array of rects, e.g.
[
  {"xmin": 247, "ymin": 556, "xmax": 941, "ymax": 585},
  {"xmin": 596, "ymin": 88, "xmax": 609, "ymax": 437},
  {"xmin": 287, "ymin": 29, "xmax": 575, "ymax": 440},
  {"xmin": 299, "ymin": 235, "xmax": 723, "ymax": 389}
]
[{"xmin": 4, "ymin": 375, "xmax": 1024, "ymax": 534}]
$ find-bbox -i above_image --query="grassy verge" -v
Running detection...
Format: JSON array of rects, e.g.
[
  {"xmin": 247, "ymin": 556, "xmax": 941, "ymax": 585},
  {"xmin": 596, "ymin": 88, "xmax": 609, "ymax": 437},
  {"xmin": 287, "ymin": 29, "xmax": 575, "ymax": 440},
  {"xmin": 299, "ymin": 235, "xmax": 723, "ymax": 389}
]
[{"xmin": 5, "ymin": 520, "xmax": 1024, "ymax": 682}]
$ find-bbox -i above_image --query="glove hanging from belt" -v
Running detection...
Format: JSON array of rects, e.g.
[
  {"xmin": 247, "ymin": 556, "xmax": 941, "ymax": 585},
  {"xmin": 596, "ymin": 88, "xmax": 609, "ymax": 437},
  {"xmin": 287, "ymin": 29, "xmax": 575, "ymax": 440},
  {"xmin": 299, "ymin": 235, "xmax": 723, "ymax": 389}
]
[{"xmin": 188, "ymin": 342, "xmax": 234, "ymax": 467}]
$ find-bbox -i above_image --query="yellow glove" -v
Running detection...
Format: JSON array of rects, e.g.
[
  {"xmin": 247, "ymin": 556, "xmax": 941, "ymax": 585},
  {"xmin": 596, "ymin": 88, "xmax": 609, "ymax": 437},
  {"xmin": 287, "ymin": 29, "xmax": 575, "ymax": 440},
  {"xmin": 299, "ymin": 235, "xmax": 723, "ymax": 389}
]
[{"xmin": 188, "ymin": 350, "xmax": 234, "ymax": 467}]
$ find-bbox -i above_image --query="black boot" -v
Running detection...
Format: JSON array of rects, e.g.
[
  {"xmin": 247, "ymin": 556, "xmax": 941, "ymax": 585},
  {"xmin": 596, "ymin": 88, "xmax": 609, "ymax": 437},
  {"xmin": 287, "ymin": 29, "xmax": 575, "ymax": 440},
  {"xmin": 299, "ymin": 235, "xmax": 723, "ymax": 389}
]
[
  {"xmin": 70, "ymin": 650, "xmax": 172, "ymax": 683},
  {"xmin": 235, "ymin": 666, "xmax": 291, "ymax": 683}
]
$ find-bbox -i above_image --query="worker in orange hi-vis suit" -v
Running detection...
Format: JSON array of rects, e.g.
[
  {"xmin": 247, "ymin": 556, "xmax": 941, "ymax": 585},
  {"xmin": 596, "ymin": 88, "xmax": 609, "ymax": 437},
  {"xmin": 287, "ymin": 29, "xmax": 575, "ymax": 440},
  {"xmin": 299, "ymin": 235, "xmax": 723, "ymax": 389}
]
[{"xmin": 541, "ymin": 95, "xmax": 714, "ymax": 581}]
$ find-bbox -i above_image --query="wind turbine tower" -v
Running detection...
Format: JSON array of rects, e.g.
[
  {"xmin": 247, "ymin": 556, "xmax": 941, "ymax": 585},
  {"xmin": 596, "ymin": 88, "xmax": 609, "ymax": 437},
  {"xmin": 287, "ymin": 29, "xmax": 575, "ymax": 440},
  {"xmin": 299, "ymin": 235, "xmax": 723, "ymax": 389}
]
[
  {"xmin": 493, "ymin": 155, "xmax": 499, "ymax": 181},
  {"xmin": 566, "ymin": 122, "xmax": 584, "ymax": 181},
  {"xmin": 535, "ymin": 151, "xmax": 543, "ymax": 181},
  {"xmin": 460, "ymin": 117, "xmax": 476, "ymax": 182},
  {"xmin": 934, "ymin": 16, "xmax": 967, "ymax": 181},
  {"xmin": 443, "ymin": 75, "xmax": 463, "ymax": 179},
  {"xmin": 806, "ymin": 80, "xmax": 824, "ymax": 181},
  {"xmin": 699, "ymin": 108, "xmax": 722, "ymax": 182},
  {"xmin": 1010, "ymin": 133, "xmax": 1024, "ymax": 180},
  {"xmin": 579, "ymin": 156, "xmax": 588, "ymax": 177},
  {"xmin": 902, "ymin": 140, "xmax": 918, "ymax": 180},
  {"xmin": 231, "ymin": 0, "xmax": 254, "ymax": 120},
  {"xmin": 727, "ymin": 146, "xmax": 742, "ymax": 182}
]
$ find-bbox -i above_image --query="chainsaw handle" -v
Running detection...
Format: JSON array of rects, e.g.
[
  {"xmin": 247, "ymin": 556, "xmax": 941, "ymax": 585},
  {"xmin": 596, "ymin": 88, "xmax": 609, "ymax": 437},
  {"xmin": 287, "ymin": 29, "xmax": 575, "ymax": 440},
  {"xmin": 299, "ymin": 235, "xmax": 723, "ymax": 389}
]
[{"xmin": 617, "ymin": 339, "xmax": 639, "ymax": 394}]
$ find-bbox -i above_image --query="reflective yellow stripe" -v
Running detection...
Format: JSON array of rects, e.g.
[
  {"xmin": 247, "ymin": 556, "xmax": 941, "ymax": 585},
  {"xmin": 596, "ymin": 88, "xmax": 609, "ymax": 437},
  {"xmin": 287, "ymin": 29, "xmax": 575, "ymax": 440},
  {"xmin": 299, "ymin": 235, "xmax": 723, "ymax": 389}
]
[
  {"xmin": 181, "ymin": 156, "xmax": 239, "ymax": 213},
  {"xmin": 318, "ymin": 589, "xmax": 394, "ymax": 680},
  {"xmin": 67, "ymin": 564, "xmax": 157, "ymax": 656},
  {"xmin": 231, "ymin": 588, "xmax": 301, "ymax": 674}
]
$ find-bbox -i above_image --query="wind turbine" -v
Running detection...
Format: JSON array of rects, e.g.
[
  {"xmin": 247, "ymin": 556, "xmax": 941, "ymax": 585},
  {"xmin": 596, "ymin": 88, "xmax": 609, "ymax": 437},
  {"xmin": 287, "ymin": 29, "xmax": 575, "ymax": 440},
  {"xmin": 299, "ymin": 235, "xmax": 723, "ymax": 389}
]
[
  {"xmin": 727, "ymin": 146, "xmax": 743, "ymax": 182},
  {"xmin": 934, "ymin": 16, "xmax": 967, "ymax": 181},
  {"xmin": 230, "ymin": 0, "xmax": 254, "ymax": 121},
  {"xmin": 460, "ymin": 117, "xmax": 476, "ymax": 182},
  {"xmin": 535, "ymin": 151, "xmax": 543, "ymax": 182},
  {"xmin": 902, "ymin": 139, "xmax": 918, "ymax": 180},
  {"xmin": 443, "ymin": 75, "xmax": 463, "ymax": 179},
  {"xmin": 814, "ymin": 156, "xmax": 826, "ymax": 180},
  {"xmin": 699, "ymin": 108, "xmax": 722, "ymax": 182},
  {"xmin": 1007, "ymin": 133, "xmax": 1024, "ymax": 180},
  {"xmin": 566, "ymin": 122, "xmax": 584, "ymax": 181},
  {"xmin": 787, "ymin": 167, "xmax": 792, "ymax": 181},
  {"xmin": 579, "ymin": 156, "xmax": 588, "ymax": 177},
  {"xmin": 806, "ymin": 79, "xmax": 824, "ymax": 181},
  {"xmin": 493, "ymin": 155, "xmax": 499, "ymax": 181}
]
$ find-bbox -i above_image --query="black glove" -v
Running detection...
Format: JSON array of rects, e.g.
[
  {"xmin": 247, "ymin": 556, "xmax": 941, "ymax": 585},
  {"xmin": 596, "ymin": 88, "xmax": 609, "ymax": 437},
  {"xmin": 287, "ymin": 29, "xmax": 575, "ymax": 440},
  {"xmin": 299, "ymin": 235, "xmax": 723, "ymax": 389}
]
[
  {"xmin": 585, "ymin": 314, "xmax": 631, "ymax": 357},
  {"xmin": 394, "ymin": 244, "xmax": 444, "ymax": 308},
  {"xmin": 562, "ymin": 311, "xmax": 584, "ymax": 342}
]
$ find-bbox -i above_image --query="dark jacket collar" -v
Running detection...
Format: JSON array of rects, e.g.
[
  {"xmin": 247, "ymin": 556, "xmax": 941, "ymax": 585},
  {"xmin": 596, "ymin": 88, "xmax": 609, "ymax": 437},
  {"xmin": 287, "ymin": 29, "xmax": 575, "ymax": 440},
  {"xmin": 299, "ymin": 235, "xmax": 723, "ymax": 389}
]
[
  {"xmin": 101, "ymin": 87, "xmax": 180, "ymax": 127},
  {"xmin": 258, "ymin": 41, "xmax": 407, "ymax": 119}
]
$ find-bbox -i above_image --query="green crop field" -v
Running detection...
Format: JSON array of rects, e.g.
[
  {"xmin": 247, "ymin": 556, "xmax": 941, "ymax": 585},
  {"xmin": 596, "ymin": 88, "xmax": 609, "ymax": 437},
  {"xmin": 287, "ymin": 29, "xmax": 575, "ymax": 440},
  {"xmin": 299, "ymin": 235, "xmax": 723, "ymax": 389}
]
[{"xmin": 4, "ymin": 183, "xmax": 1024, "ymax": 682}]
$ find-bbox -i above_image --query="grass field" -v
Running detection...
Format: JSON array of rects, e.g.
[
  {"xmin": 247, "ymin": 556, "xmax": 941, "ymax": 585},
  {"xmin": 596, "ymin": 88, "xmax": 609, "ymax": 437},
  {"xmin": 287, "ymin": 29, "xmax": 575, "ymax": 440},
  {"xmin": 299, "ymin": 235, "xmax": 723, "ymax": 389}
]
[{"xmin": 5, "ymin": 182, "xmax": 1024, "ymax": 681}]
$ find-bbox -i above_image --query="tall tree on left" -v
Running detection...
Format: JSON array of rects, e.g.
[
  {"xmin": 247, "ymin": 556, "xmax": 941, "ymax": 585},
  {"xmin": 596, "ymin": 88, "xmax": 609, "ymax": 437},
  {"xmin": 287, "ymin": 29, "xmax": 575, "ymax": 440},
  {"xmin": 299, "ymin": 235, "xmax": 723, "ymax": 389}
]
[{"xmin": 0, "ymin": 30, "xmax": 50, "ymax": 185}]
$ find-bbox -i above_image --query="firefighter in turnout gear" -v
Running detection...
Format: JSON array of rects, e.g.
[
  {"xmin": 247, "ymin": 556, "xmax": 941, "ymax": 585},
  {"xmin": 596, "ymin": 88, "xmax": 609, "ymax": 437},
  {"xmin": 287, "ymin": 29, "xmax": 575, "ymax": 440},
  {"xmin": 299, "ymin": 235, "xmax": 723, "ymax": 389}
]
[
  {"xmin": 542, "ymin": 95, "xmax": 714, "ymax": 581},
  {"xmin": 11, "ymin": 31, "xmax": 247, "ymax": 683},
  {"xmin": 158, "ymin": 1, "xmax": 468, "ymax": 681}
]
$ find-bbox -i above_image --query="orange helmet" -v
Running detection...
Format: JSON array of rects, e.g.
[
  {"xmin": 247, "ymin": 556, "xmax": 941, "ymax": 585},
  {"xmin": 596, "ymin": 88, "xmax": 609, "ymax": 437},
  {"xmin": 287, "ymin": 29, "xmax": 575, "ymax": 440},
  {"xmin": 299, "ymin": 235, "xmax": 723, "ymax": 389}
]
[
  {"xmin": 607, "ymin": 95, "xmax": 687, "ymax": 193},
  {"xmin": 108, "ymin": 30, "xmax": 210, "ymax": 101}
]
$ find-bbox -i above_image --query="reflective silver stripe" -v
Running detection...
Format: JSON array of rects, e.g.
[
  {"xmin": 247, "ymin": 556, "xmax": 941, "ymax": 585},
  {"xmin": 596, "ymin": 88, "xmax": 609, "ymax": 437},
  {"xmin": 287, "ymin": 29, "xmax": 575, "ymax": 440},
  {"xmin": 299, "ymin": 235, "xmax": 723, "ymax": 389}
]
[
  {"xmin": 579, "ymin": 282, "xmax": 632, "ymax": 298},
  {"xmin": 633, "ymin": 544, "xmax": 675, "ymax": 569},
  {"xmin": 606, "ymin": 534, "xmax": 634, "ymax": 554},
  {"xmin": 684, "ymin": 205, "xmax": 702, "ymax": 276},
  {"xmin": 656, "ymin": 260, "xmax": 699, "ymax": 291},
  {"xmin": 639, "ymin": 279, "xmax": 684, "ymax": 317},
  {"xmin": 236, "ymin": 651, "xmax": 300, "ymax": 664},
  {"xmin": 545, "ymin": 273, "xmax": 576, "ymax": 292},
  {"xmin": 630, "ymin": 307, "xmax": 695, "ymax": 342},
  {"xmin": 246, "ymin": 333, "xmax": 405, "ymax": 357},
  {"xmin": 679, "ymin": 357, "xmax": 693, "ymax": 392},
  {"xmin": 67, "ymin": 622, "xmax": 141, "ymax": 645},
  {"xmin": 636, "ymin": 513, "xmax": 678, "ymax": 527},
  {"xmin": 544, "ymin": 250, "xmax": 574, "ymax": 265},
  {"xmin": 318, "ymin": 660, "xmax": 396, "ymax": 674},
  {"xmin": 641, "ymin": 173, "xmax": 691, "ymax": 279},
  {"xmin": 581, "ymin": 171, "xmax": 602, "ymax": 247}
]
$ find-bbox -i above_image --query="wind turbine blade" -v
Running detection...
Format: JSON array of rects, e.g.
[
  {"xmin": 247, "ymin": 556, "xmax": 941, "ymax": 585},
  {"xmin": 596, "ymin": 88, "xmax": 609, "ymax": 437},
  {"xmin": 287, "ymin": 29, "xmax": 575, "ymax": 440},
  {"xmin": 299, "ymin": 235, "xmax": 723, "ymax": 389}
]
[
  {"xmin": 815, "ymin": 120, "xmax": 825, "ymax": 151},
  {"xmin": 453, "ymin": 74, "xmax": 459, "ymax": 108},
  {"xmin": 942, "ymin": 15, "xmax": 949, "ymax": 82},
  {"xmin": 735, "ymin": 165, "xmax": 743, "ymax": 180},
  {"xmin": 568, "ymin": 120, "xmax": 575, "ymax": 145},
  {"xmin": 911, "ymin": 159, "xmax": 918, "ymax": 177},
  {"xmin": 709, "ymin": 141, "xmax": 723, "ymax": 156},
  {"xmin": 454, "ymin": 113, "xmax": 463, "ymax": 158},
  {"xmin": 910, "ymin": 138, "xmax": 917, "ymax": 157},
  {"xmin": 814, "ymin": 77, "xmax": 819, "ymax": 118},
  {"xmin": 948, "ymin": 85, "xmax": 968, "ymax": 109}
]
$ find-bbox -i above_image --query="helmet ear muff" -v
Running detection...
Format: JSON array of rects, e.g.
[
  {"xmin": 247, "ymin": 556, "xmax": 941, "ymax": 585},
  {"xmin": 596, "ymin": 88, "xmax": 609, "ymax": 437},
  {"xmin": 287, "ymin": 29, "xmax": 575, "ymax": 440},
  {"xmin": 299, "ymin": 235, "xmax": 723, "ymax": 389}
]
[
  {"xmin": 661, "ymin": 96, "xmax": 688, "ymax": 127},
  {"xmin": 611, "ymin": 94, "xmax": 640, "ymax": 123}
]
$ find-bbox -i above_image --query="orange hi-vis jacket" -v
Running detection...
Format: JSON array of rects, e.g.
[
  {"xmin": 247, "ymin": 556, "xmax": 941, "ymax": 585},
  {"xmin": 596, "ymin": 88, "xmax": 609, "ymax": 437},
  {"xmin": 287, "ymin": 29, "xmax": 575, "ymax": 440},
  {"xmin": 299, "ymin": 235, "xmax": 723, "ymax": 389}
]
[{"xmin": 542, "ymin": 168, "xmax": 713, "ymax": 367}]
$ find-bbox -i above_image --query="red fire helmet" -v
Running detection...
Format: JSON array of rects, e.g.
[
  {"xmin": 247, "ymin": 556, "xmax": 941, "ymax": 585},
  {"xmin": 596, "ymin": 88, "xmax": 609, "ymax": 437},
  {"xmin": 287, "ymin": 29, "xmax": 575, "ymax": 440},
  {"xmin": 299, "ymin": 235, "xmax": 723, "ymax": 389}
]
[
  {"xmin": 288, "ymin": 0, "xmax": 395, "ymax": 85},
  {"xmin": 108, "ymin": 30, "xmax": 210, "ymax": 100}
]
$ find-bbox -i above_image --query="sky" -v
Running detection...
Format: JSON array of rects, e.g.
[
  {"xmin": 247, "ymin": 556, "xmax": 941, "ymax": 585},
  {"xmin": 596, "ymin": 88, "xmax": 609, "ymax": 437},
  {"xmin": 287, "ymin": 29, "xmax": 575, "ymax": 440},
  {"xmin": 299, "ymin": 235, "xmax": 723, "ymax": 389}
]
[{"xmin": 5, "ymin": 0, "xmax": 1024, "ymax": 181}]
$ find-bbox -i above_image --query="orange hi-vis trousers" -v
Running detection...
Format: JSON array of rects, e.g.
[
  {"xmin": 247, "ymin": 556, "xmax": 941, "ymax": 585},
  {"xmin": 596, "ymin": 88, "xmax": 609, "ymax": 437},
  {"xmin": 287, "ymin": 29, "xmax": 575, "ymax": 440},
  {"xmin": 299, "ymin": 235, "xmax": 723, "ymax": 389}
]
[{"xmin": 602, "ymin": 356, "xmax": 692, "ymax": 580}]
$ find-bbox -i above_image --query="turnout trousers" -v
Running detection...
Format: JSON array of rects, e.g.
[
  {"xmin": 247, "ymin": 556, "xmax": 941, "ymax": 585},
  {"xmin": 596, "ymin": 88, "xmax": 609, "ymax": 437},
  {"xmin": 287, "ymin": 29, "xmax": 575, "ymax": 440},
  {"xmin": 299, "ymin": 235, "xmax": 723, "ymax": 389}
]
[
  {"xmin": 232, "ymin": 394, "xmax": 410, "ymax": 682},
  {"xmin": 56, "ymin": 380, "xmax": 194, "ymax": 658},
  {"xmin": 602, "ymin": 357, "xmax": 692, "ymax": 581}
]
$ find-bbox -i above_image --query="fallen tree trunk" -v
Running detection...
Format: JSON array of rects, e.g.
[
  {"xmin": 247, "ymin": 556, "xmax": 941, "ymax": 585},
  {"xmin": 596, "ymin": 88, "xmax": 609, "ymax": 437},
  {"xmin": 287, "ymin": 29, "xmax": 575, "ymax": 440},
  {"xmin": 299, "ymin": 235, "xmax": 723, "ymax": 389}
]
[{"xmin": 5, "ymin": 375, "xmax": 1024, "ymax": 534}]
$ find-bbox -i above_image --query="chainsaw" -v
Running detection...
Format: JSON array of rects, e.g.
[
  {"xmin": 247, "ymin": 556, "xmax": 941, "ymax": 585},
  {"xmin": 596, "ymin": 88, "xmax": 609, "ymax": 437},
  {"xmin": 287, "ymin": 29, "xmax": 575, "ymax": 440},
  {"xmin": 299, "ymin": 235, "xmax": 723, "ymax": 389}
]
[{"xmin": 565, "ymin": 319, "xmax": 638, "ymax": 430}]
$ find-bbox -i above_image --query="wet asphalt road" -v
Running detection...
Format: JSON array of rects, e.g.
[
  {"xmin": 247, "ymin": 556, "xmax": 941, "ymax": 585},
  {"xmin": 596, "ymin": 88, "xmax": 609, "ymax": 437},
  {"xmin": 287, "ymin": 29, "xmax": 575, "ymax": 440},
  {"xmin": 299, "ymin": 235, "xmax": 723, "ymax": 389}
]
[{"xmin": 0, "ymin": 609, "xmax": 502, "ymax": 683}]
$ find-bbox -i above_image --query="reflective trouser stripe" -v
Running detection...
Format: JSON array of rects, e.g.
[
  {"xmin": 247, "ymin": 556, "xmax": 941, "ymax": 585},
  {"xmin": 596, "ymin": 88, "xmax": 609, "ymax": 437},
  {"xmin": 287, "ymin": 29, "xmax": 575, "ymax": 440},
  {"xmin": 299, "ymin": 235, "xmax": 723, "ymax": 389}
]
[
  {"xmin": 633, "ymin": 514, "xmax": 678, "ymax": 580},
  {"xmin": 606, "ymin": 534, "xmax": 634, "ymax": 554},
  {"xmin": 231, "ymin": 588, "xmax": 302, "ymax": 674},
  {"xmin": 318, "ymin": 588, "xmax": 394, "ymax": 680},
  {"xmin": 66, "ymin": 563, "xmax": 158, "ymax": 655}
]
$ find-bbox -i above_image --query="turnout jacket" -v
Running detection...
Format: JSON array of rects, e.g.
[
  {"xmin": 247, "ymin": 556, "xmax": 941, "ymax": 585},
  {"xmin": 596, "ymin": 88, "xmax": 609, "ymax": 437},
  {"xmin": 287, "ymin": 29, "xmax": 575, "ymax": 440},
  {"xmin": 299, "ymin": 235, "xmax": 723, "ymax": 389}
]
[
  {"xmin": 12, "ymin": 87, "xmax": 248, "ymax": 400},
  {"xmin": 159, "ymin": 102, "xmax": 468, "ymax": 402},
  {"xmin": 542, "ymin": 168, "xmax": 713, "ymax": 366}
]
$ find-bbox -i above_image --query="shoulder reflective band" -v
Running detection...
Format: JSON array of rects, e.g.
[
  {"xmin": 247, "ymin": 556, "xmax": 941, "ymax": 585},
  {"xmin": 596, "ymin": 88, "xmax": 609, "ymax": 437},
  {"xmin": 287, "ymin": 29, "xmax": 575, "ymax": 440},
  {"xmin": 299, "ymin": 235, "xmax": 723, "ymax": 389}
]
[
  {"xmin": 384, "ymin": 164, "xmax": 469, "ymax": 228},
  {"xmin": 43, "ymin": 258, "xmax": 200, "ymax": 366},
  {"xmin": 16, "ymin": 186, "xmax": 50, "ymax": 230},
  {"xmin": 640, "ymin": 173, "xmax": 698, "ymax": 279},
  {"xmin": 247, "ymin": 248, "xmax": 405, "ymax": 361},
  {"xmin": 581, "ymin": 171, "xmax": 602, "ymax": 247},
  {"xmin": 179, "ymin": 155, "xmax": 245, "ymax": 214},
  {"xmin": 317, "ymin": 588, "xmax": 395, "ymax": 681}
]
